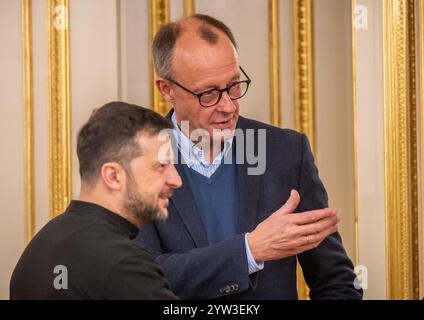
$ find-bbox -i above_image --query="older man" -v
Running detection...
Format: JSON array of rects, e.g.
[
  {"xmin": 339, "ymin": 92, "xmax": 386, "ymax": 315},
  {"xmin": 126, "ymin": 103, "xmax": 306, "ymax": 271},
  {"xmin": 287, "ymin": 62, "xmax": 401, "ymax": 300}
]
[
  {"xmin": 10, "ymin": 102, "xmax": 182, "ymax": 299},
  {"xmin": 136, "ymin": 14, "xmax": 362, "ymax": 300}
]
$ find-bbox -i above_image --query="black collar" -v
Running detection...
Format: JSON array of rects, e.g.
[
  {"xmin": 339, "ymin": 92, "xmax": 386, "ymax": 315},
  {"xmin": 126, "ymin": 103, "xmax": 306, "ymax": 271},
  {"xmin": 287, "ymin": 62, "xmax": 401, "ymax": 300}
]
[{"xmin": 67, "ymin": 200, "xmax": 139, "ymax": 239}]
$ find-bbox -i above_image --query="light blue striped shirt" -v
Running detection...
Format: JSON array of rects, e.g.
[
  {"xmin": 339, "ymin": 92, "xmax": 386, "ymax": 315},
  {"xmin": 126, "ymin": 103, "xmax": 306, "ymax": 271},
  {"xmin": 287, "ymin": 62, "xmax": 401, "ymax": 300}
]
[{"xmin": 171, "ymin": 112, "xmax": 264, "ymax": 275}]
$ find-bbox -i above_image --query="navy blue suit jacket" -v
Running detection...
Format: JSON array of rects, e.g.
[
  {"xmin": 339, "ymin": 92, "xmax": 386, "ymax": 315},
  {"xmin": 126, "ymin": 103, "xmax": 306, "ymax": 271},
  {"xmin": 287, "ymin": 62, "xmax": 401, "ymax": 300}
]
[{"xmin": 136, "ymin": 113, "xmax": 362, "ymax": 300}]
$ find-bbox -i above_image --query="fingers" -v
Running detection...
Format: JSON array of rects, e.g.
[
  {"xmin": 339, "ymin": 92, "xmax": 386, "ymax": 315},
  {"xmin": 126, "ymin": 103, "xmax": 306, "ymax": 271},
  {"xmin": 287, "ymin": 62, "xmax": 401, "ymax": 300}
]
[
  {"xmin": 277, "ymin": 189, "xmax": 301, "ymax": 215},
  {"xmin": 292, "ymin": 208, "xmax": 336, "ymax": 225},
  {"xmin": 296, "ymin": 212, "xmax": 339, "ymax": 237},
  {"xmin": 294, "ymin": 222, "xmax": 339, "ymax": 253}
]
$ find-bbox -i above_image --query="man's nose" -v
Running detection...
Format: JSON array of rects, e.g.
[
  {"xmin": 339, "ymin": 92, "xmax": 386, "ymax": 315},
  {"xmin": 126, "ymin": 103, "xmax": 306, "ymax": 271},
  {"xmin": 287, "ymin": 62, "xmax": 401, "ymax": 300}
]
[
  {"xmin": 216, "ymin": 91, "xmax": 237, "ymax": 113},
  {"xmin": 167, "ymin": 164, "xmax": 183, "ymax": 189}
]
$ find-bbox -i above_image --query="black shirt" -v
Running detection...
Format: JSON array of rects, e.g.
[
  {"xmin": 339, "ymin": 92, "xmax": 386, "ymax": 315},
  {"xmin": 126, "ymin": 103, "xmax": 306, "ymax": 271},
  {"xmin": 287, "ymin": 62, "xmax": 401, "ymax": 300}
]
[{"xmin": 10, "ymin": 200, "xmax": 178, "ymax": 300}]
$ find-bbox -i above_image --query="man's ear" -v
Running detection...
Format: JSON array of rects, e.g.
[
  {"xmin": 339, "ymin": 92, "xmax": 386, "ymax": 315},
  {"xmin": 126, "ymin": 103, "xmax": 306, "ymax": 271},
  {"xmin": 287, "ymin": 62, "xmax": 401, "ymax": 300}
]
[
  {"xmin": 100, "ymin": 162, "xmax": 124, "ymax": 191},
  {"xmin": 156, "ymin": 77, "xmax": 175, "ymax": 103}
]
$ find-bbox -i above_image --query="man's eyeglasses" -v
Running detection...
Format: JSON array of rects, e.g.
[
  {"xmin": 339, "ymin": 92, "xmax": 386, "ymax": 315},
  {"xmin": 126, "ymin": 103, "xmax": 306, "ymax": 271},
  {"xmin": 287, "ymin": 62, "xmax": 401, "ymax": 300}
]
[{"xmin": 166, "ymin": 66, "xmax": 251, "ymax": 108}]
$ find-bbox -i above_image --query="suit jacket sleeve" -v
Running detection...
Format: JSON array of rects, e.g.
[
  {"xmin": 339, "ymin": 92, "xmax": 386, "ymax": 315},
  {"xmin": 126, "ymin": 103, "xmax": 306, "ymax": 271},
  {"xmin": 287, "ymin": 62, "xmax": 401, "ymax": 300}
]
[
  {"xmin": 296, "ymin": 134, "xmax": 363, "ymax": 299},
  {"xmin": 136, "ymin": 229, "xmax": 257, "ymax": 299}
]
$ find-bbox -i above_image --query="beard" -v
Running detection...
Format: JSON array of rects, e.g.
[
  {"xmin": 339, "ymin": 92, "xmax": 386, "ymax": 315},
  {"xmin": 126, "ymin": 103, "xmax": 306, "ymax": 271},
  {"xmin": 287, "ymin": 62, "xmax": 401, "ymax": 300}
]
[{"xmin": 123, "ymin": 171, "xmax": 169, "ymax": 226}]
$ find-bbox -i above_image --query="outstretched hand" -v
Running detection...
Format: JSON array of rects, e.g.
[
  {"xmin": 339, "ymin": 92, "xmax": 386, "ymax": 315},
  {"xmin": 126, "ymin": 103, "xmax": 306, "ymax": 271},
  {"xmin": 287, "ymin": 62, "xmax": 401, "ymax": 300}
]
[{"xmin": 247, "ymin": 190, "xmax": 339, "ymax": 262}]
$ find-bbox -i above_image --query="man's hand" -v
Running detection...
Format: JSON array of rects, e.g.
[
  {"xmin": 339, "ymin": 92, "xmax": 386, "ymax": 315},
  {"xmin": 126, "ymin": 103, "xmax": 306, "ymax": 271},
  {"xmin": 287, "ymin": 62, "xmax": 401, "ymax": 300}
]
[{"xmin": 247, "ymin": 190, "xmax": 339, "ymax": 262}]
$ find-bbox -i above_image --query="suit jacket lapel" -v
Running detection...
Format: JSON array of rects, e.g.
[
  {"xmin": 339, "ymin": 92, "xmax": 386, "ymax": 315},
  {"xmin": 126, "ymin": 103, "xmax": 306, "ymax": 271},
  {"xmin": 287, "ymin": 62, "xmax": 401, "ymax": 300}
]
[
  {"xmin": 170, "ymin": 164, "xmax": 209, "ymax": 248},
  {"xmin": 235, "ymin": 117, "xmax": 261, "ymax": 234}
]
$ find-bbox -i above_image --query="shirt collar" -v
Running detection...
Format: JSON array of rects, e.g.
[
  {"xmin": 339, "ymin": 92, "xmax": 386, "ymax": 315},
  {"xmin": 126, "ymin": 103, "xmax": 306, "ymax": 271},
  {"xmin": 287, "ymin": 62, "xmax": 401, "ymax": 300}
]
[{"xmin": 171, "ymin": 111, "xmax": 234, "ymax": 168}]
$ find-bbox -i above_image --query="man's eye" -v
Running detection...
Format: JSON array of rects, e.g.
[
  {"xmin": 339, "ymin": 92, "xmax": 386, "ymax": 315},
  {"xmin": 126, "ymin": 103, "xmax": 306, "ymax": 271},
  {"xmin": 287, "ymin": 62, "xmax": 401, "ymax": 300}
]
[
  {"xmin": 159, "ymin": 162, "xmax": 169, "ymax": 169},
  {"xmin": 202, "ymin": 91, "xmax": 216, "ymax": 98}
]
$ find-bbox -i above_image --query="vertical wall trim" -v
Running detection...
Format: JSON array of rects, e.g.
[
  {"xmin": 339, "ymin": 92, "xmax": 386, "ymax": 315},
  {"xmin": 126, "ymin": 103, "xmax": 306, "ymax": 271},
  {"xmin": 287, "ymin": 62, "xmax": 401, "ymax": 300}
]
[
  {"xmin": 269, "ymin": 0, "xmax": 281, "ymax": 127},
  {"xmin": 293, "ymin": 0, "xmax": 315, "ymax": 153},
  {"xmin": 183, "ymin": 0, "xmax": 195, "ymax": 16},
  {"xmin": 148, "ymin": 0, "xmax": 170, "ymax": 115},
  {"xmin": 47, "ymin": 0, "xmax": 72, "ymax": 218},
  {"xmin": 22, "ymin": 0, "xmax": 35, "ymax": 243},
  {"xmin": 419, "ymin": 0, "xmax": 424, "ymax": 299},
  {"xmin": 351, "ymin": 0, "xmax": 359, "ymax": 268},
  {"xmin": 293, "ymin": 0, "xmax": 315, "ymax": 300},
  {"xmin": 383, "ymin": 0, "xmax": 411, "ymax": 300},
  {"xmin": 407, "ymin": 0, "xmax": 420, "ymax": 300}
]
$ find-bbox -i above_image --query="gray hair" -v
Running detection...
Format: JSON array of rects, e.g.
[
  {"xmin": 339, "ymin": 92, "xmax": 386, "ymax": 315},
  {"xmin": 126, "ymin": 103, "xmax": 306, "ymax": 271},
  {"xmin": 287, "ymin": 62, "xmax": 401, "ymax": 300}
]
[{"xmin": 152, "ymin": 14, "xmax": 238, "ymax": 79}]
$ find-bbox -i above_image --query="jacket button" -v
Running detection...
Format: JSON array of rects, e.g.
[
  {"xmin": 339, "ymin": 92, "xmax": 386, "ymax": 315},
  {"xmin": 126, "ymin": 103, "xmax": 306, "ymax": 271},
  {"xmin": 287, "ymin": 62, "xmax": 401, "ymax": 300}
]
[
  {"xmin": 224, "ymin": 285, "xmax": 231, "ymax": 293},
  {"xmin": 230, "ymin": 284, "xmax": 239, "ymax": 292}
]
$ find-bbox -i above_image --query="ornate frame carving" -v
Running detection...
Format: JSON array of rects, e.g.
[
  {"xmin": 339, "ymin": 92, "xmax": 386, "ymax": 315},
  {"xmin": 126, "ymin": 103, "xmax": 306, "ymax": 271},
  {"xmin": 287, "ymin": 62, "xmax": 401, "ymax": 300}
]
[
  {"xmin": 148, "ymin": 0, "xmax": 170, "ymax": 115},
  {"xmin": 383, "ymin": 0, "xmax": 412, "ymax": 299},
  {"xmin": 47, "ymin": 0, "xmax": 72, "ymax": 218},
  {"xmin": 293, "ymin": 0, "xmax": 315, "ymax": 152},
  {"xmin": 269, "ymin": 0, "xmax": 281, "ymax": 127},
  {"xmin": 293, "ymin": 0, "xmax": 315, "ymax": 299}
]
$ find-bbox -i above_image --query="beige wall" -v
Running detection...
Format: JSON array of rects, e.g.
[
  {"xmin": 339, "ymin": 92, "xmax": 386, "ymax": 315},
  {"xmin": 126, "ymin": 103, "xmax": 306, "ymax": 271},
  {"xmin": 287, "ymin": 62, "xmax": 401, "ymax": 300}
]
[
  {"xmin": 71, "ymin": 0, "xmax": 121, "ymax": 198},
  {"xmin": 0, "ymin": 0, "xmax": 25, "ymax": 300},
  {"xmin": 355, "ymin": 0, "xmax": 386, "ymax": 299},
  {"xmin": 33, "ymin": 0, "xmax": 49, "ymax": 233},
  {"xmin": 119, "ymin": 0, "xmax": 150, "ymax": 106},
  {"xmin": 197, "ymin": 0, "xmax": 270, "ymax": 123},
  {"xmin": 314, "ymin": 0, "xmax": 355, "ymax": 261}
]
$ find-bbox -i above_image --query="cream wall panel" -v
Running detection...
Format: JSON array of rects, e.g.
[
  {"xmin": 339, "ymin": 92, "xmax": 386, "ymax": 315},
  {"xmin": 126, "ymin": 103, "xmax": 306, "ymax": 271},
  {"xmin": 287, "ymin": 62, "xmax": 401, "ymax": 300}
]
[
  {"xmin": 196, "ymin": 0, "xmax": 270, "ymax": 124},
  {"xmin": 170, "ymin": 0, "xmax": 184, "ymax": 19},
  {"xmin": 313, "ymin": 0, "xmax": 356, "ymax": 264},
  {"xmin": 355, "ymin": 0, "xmax": 386, "ymax": 299},
  {"xmin": 120, "ymin": 0, "xmax": 150, "ymax": 107},
  {"xmin": 0, "ymin": 0, "xmax": 25, "ymax": 300},
  {"xmin": 71, "ymin": 0, "xmax": 120, "ymax": 197},
  {"xmin": 32, "ymin": 0, "xmax": 49, "ymax": 233}
]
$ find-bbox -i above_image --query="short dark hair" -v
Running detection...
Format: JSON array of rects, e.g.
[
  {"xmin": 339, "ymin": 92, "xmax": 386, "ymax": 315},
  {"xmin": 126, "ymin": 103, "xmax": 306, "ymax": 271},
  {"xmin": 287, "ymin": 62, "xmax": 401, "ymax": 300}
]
[
  {"xmin": 77, "ymin": 102, "xmax": 172, "ymax": 185},
  {"xmin": 152, "ymin": 14, "xmax": 238, "ymax": 78}
]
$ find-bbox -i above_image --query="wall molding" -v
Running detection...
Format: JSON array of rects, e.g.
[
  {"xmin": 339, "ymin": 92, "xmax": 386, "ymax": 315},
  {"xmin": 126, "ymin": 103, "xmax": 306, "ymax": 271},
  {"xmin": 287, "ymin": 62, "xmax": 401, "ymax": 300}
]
[
  {"xmin": 293, "ymin": 0, "xmax": 315, "ymax": 300},
  {"xmin": 269, "ymin": 0, "xmax": 281, "ymax": 127},
  {"xmin": 22, "ymin": 0, "xmax": 35, "ymax": 243},
  {"xmin": 418, "ymin": 0, "xmax": 424, "ymax": 297},
  {"xmin": 407, "ymin": 0, "xmax": 420, "ymax": 300},
  {"xmin": 351, "ymin": 0, "xmax": 359, "ymax": 268},
  {"xmin": 383, "ymin": 0, "xmax": 411, "ymax": 300},
  {"xmin": 183, "ymin": 0, "xmax": 195, "ymax": 17},
  {"xmin": 293, "ymin": 0, "xmax": 315, "ymax": 153},
  {"xmin": 148, "ymin": 0, "xmax": 170, "ymax": 116},
  {"xmin": 47, "ymin": 0, "xmax": 72, "ymax": 218}
]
